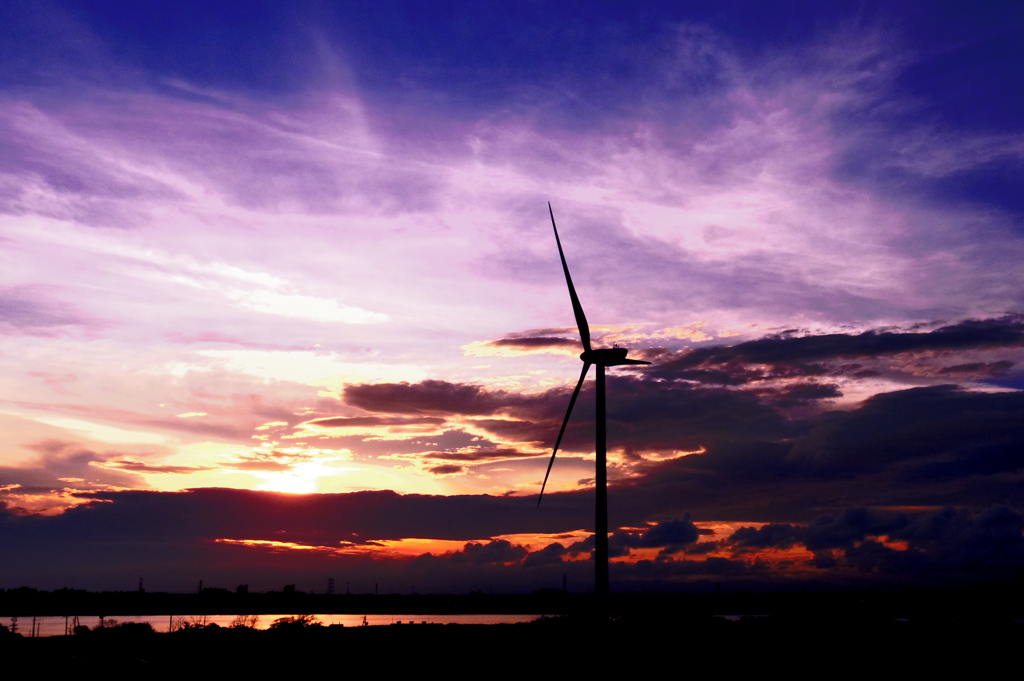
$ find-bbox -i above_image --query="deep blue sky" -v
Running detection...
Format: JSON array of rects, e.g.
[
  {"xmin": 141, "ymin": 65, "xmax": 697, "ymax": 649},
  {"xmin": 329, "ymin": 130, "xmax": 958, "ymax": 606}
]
[{"xmin": 5, "ymin": 1, "xmax": 1021, "ymax": 217}]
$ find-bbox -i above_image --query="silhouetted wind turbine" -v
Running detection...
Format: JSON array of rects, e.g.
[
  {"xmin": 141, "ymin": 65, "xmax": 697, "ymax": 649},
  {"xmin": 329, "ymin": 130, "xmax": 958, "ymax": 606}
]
[{"xmin": 538, "ymin": 202, "xmax": 650, "ymax": 597}]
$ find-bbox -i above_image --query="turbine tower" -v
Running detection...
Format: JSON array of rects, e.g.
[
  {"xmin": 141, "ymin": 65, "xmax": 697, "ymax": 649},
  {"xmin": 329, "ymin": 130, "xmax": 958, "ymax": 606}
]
[{"xmin": 538, "ymin": 202, "xmax": 649, "ymax": 597}]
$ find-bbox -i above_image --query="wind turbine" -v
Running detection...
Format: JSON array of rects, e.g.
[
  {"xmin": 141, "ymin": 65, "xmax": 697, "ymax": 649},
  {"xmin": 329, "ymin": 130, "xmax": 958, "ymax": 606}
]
[{"xmin": 538, "ymin": 202, "xmax": 650, "ymax": 597}]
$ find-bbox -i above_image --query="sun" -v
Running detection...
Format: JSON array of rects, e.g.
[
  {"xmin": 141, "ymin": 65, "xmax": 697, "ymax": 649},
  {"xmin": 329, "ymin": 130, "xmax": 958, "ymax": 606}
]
[
  {"xmin": 255, "ymin": 472, "xmax": 317, "ymax": 494},
  {"xmin": 253, "ymin": 460, "xmax": 334, "ymax": 494}
]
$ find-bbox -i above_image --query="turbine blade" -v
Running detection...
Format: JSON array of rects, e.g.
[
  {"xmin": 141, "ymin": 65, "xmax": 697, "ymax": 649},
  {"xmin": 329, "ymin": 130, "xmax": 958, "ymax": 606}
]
[
  {"xmin": 549, "ymin": 202, "xmax": 591, "ymax": 352},
  {"xmin": 616, "ymin": 358, "xmax": 652, "ymax": 365},
  {"xmin": 538, "ymin": 361, "xmax": 591, "ymax": 506}
]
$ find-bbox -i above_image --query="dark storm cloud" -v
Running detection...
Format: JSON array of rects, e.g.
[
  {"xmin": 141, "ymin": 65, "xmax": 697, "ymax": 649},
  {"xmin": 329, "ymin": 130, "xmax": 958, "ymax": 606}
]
[
  {"xmin": 596, "ymin": 376, "xmax": 792, "ymax": 454},
  {"xmin": 726, "ymin": 506, "xmax": 1024, "ymax": 580},
  {"xmin": 751, "ymin": 382, "xmax": 843, "ymax": 407},
  {"xmin": 506, "ymin": 328, "xmax": 576, "ymax": 337},
  {"xmin": 587, "ymin": 379, "xmax": 1024, "ymax": 529},
  {"xmin": 453, "ymin": 375, "xmax": 792, "ymax": 457},
  {"xmin": 486, "ymin": 336, "xmax": 579, "ymax": 350},
  {"xmin": 6, "ymin": 321, "xmax": 1022, "ymax": 591},
  {"xmin": 684, "ymin": 541, "xmax": 722, "ymax": 556},
  {"xmin": 652, "ymin": 316, "xmax": 1024, "ymax": 382},
  {"xmin": 0, "ymin": 486, "xmax": 603, "ymax": 590},
  {"xmin": 334, "ymin": 319, "xmax": 1024, "ymax": 541},
  {"xmin": 785, "ymin": 385, "xmax": 1024, "ymax": 477},
  {"xmin": 341, "ymin": 338, "xmax": 1024, "ymax": 517},
  {"xmin": 559, "ymin": 518, "xmax": 706, "ymax": 560},
  {"xmin": 939, "ymin": 361, "xmax": 1014, "ymax": 376},
  {"xmin": 339, "ymin": 318, "xmax": 1024, "ymax": 479},
  {"xmin": 344, "ymin": 380, "xmax": 527, "ymax": 416},
  {"xmin": 801, "ymin": 508, "xmax": 912, "ymax": 551},
  {"xmin": 0, "ymin": 487, "xmax": 592, "ymax": 546},
  {"xmin": 522, "ymin": 542, "xmax": 569, "ymax": 567},
  {"xmin": 659, "ymin": 366, "xmax": 765, "ymax": 386},
  {"xmin": 1, "ymin": 498, "xmax": 734, "ymax": 592},
  {"xmin": 426, "ymin": 464, "xmax": 465, "ymax": 476},
  {"xmin": 305, "ymin": 415, "xmax": 447, "ymax": 428},
  {"xmin": 448, "ymin": 540, "xmax": 528, "ymax": 566},
  {"xmin": 3, "ymin": 495, "xmax": 1023, "ymax": 592},
  {"xmin": 637, "ymin": 517, "xmax": 705, "ymax": 549},
  {"xmin": 730, "ymin": 523, "xmax": 803, "ymax": 549},
  {"xmin": 420, "ymin": 448, "xmax": 536, "ymax": 463}
]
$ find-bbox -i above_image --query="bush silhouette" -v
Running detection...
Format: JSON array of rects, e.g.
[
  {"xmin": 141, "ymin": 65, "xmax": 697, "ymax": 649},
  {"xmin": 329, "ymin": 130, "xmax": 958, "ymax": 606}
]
[{"xmin": 269, "ymin": 614, "xmax": 321, "ymax": 631}]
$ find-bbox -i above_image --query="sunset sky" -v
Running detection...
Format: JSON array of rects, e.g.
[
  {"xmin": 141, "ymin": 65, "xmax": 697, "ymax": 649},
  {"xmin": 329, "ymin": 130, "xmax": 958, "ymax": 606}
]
[{"xmin": 3, "ymin": 1, "xmax": 1024, "ymax": 594}]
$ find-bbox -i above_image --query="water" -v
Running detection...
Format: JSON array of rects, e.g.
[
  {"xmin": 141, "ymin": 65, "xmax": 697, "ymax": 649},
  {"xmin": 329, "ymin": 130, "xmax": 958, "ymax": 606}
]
[{"xmin": 8, "ymin": 613, "xmax": 546, "ymax": 637}]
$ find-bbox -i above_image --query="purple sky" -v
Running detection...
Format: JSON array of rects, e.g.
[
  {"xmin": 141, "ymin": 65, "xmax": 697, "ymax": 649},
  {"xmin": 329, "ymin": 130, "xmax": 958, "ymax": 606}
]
[{"xmin": 2, "ymin": 1, "xmax": 1024, "ymax": 593}]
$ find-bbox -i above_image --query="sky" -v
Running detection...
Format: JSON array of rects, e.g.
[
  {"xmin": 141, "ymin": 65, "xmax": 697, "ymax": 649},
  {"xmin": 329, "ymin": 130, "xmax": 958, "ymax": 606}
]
[{"xmin": 2, "ymin": 0, "xmax": 1024, "ymax": 594}]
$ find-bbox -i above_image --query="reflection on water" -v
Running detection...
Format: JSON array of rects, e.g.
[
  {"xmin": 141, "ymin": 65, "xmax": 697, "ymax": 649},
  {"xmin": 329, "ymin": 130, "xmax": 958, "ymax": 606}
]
[{"xmin": 10, "ymin": 613, "xmax": 544, "ymax": 637}]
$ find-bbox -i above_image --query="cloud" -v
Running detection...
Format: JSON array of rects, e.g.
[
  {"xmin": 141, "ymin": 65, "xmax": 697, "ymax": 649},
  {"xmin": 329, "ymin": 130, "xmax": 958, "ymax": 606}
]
[
  {"xmin": 491, "ymin": 338, "xmax": 577, "ymax": 350},
  {"xmin": 344, "ymin": 380, "xmax": 528, "ymax": 416},
  {"xmin": 100, "ymin": 457, "xmax": 213, "ymax": 475},
  {"xmin": 163, "ymin": 331, "xmax": 313, "ymax": 351},
  {"xmin": 0, "ymin": 287, "xmax": 96, "ymax": 336},
  {"xmin": 223, "ymin": 450, "xmax": 310, "ymax": 472},
  {"xmin": 461, "ymin": 336, "xmax": 580, "ymax": 357},
  {"xmin": 446, "ymin": 539, "xmax": 528, "ymax": 566},
  {"xmin": 326, "ymin": 318, "xmax": 1023, "ymax": 488},
  {"xmin": 224, "ymin": 289, "xmax": 387, "ymax": 324},
  {"xmin": 564, "ymin": 371, "xmax": 1024, "ymax": 528},
  {"xmin": 726, "ymin": 506, "xmax": 1024, "ymax": 580},
  {"xmin": 419, "ymin": 447, "xmax": 538, "ymax": 463},
  {"xmin": 28, "ymin": 371, "xmax": 78, "ymax": 395},
  {"xmin": 340, "ymin": 373, "xmax": 791, "ymax": 461},
  {"xmin": 522, "ymin": 542, "xmax": 568, "ymax": 567},
  {"xmin": 8, "ymin": 400, "xmax": 270, "ymax": 443},
  {"xmin": 730, "ymin": 523, "xmax": 803, "ymax": 549},
  {"xmin": 2, "ymin": 489, "xmax": 1023, "ymax": 591},
  {"xmin": 599, "ymin": 517, "xmax": 705, "ymax": 558},
  {"xmin": 426, "ymin": 464, "xmax": 465, "ymax": 476},
  {"xmin": 461, "ymin": 326, "xmax": 719, "ymax": 359},
  {"xmin": 0, "ymin": 439, "xmax": 148, "ymax": 513},
  {"xmin": 801, "ymin": 508, "xmax": 911, "ymax": 551},
  {"xmin": 751, "ymin": 382, "xmax": 843, "ymax": 407},
  {"xmin": 785, "ymin": 385, "xmax": 1024, "ymax": 477},
  {"xmin": 226, "ymin": 318, "xmax": 1024, "ymax": 536},
  {"xmin": 649, "ymin": 316, "xmax": 1024, "ymax": 384},
  {"xmin": 939, "ymin": 361, "xmax": 1014, "ymax": 376},
  {"xmin": 636, "ymin": 517, "xmax": 703, "ymax": 550},
  {"xmin": 305, "ymin": 415, "xmax": 447, "ymax": 428},
  {"xmin": 1, "ymin": 487, "xmax": 591, "ymax": 544}
]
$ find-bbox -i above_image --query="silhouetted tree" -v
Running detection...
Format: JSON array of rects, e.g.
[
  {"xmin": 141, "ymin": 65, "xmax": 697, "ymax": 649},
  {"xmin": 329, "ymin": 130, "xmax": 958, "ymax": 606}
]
[
  {"xmin": 269, "ymin": 614, "xmax": 321, "ymax": 631},
  {"xmin": 231, "ymin": 614, "xmax": 260, "ymax": 629}
]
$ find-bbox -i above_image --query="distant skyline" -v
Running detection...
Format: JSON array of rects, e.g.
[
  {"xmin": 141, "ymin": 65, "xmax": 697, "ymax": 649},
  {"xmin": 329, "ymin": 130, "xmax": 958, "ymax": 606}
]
[{"xmin": 2, "ymin": 1, "xmax": 1024, "ymax": 593}]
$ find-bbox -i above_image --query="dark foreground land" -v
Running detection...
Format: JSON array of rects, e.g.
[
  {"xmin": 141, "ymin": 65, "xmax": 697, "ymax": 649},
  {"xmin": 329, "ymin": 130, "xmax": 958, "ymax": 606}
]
[
  {"xmin": 2, "ymin": 588, "xmax": 1024, "ymax": 672},
  {"xmin": 2, "ymin": 613, "xmax": 1022, "ymax": 673}
]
